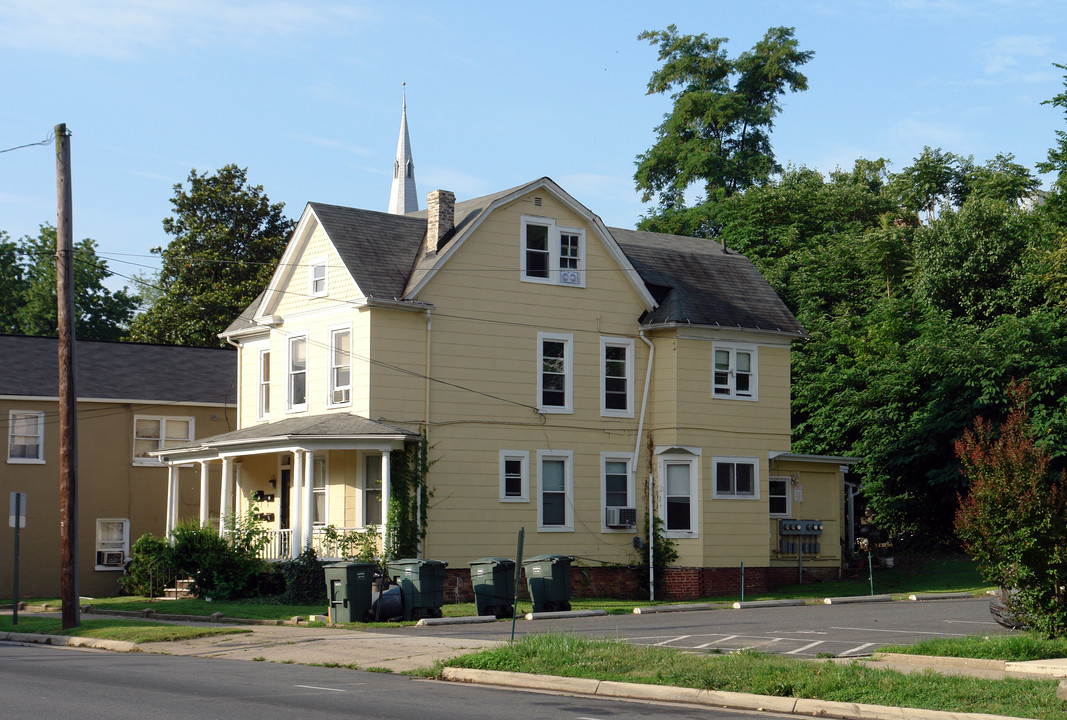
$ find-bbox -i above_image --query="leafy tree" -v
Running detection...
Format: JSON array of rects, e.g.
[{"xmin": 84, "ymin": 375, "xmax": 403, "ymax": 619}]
[
  {"xmin": 129, "ymin": 165, "xmax": 295, "ymax": 348},
  {"xmin": 0, "ymin": 225, "xmax": 138, "ymax": 340},
  {"xmin": 953, "ymin": 153, "xmax": 1039, "ymax": 206},
  {"xmin": 634, "ymin": 25, "xmax": 813, "ymax": 211},
  {"xmin": 955, "ymin": 379, "xmax": 1067, "ymax": 637},
  {"xmin": 889, "ymin": 146, "xmax": 959, "ymax": 222}
]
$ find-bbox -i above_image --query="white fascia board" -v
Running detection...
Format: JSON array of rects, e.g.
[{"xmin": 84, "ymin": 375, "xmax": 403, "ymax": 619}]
[
  {"xmin": 404, "ymin": 177, "xmax": 657, "ymax": 310},
  {"xmin": 648, "ymin": 322, "xmax": 807, "ymax": 343},
  {"xmin": 768, "ymin": 451, "xmax": 862, "ymax": 465},
  {"xmin": 0, "ymin": 395, "xmax": 233, "ymax": 408}
]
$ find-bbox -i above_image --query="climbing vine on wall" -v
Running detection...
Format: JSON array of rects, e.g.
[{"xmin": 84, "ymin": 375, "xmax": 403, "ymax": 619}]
[{"xmin": 386, "ymin": 434, "xmax": 434, "ymax": 559}]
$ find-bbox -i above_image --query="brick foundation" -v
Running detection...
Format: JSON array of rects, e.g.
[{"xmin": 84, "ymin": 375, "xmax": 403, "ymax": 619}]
[{"xmin": 442, "ymin": 564, "xmax": 839, "ymax": 602}]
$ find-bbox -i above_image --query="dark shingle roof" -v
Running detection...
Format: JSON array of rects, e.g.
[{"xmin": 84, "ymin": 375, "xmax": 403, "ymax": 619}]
[
  {"xmin": 186, "ymin": 413, "xmax": 418, "ymax": 445},
  {"xmin": 0, "ymin": 335, "xmax": 236, "ymax": 405},
  {"xmin": 610, "ymin": 227, "xmax": 806, "ymax": 337}
]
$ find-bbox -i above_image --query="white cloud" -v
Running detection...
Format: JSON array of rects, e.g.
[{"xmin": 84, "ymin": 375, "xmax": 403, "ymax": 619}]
[
  {"xmin": 0, "ymin": 0, "xmax": 370, "ymax": 60},
  {"xmin": 980, "ymin": 34, "xmax": 1054, "ymax": 79}
]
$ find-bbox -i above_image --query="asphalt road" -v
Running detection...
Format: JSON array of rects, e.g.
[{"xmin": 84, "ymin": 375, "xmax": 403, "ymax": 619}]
[
  {"xmin": 382, "ymin": 596, "xmax": 1004, "ymax": 658},
  {"xmin": 0, "ymin": 643, "xmax": 788, "ymax": 720}
]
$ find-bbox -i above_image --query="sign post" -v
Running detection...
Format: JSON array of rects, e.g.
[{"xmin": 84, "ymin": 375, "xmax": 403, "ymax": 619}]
[{"xmin": 9, "ymin": 492, "xmax": 26, "ymax": 625}]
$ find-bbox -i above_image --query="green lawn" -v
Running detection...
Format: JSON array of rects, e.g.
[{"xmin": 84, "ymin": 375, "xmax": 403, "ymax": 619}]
[
  {"xmin": 879, "ymin": 633, "xmax": 1067, "ymax": 661},
  {"xmin": 442, "ymin": 632, "xmax": 1066, "ymax": 719},
  {"xmin": 0, "ymin": 615, "xmax": 247, "ymax": 643}
]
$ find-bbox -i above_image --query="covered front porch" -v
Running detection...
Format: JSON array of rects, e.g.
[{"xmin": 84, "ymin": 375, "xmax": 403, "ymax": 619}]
[{"xmin": 153, "ymin": 414, "xmax": 421, "ymax": 560}]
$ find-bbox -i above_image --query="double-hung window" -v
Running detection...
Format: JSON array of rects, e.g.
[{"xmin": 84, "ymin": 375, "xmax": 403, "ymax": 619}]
[
  {"xmin": 329, "ymin": 327, "xmax": 351, "ymax": 406},
  {"xmin": 95, "ymin": 518, "xmax": 129, "ymax": 570},
  {"xmin": 308, "ymin": 258, "xmax": 327, "ymax": 297},
  {"xmin": 537, "ymin": 450, "xmax": 573, "ymax": 531},
  {"xmin": 312, "ymin": 454, "xmax": 327, "ymax": 526},
  {"xmin": 521, "ymin": 216, "xmax": 585, "ymax": 287},
  {"xmin": 257, "ymin": 349, "xmax": 270, "ymax": 419},
  {"xmin": 601, "ymin": 453, "xmax": 635, "ymax": 531},
  {"xmin": 712, "ymin": 344, "xmax": 757, "ymax": 399},
  {"xmin": 713, "ymin": 457, "xmax": 759, "ymax": 499},
  {"xmin": 537, "ymin": 332, "xmax": 573, "ymax": 413},
  {"xmin": 8, "ymin": 410, "xmax": 44, "ymax": 463},
  {"xmin": 658, "ymin": 449, "xmax": 700, "ymax": 538},
  {"xmin": 134, "ymin": 416, "xmax": 194, "ymax": 464},
  {"xmin": 769, "ymin": 476, "xmax": 791, "ymax": 517},
  {"xmin": 288, "ymin": 335, "xmax": 307, "ymax": 411},
  {"xmin": 601, "ymin": 337, "xmax": 634, "ymax": 417},
  {"xmin": 363, "ymin": 455, "xmax": 383, "ymax": 527},
  {"xmin": 499, "ymin": 450, "xmax": 529, "ymax": 502}
]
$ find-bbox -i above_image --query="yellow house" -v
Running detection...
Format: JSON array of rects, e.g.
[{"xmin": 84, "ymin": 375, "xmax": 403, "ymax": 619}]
[
  {"xmin": 0, "ymin": 335, "xmax": 235, "ymax": 597},
  {"xmin": 155, "ymin": 178, "xmax": 856, "ymax": 599}
]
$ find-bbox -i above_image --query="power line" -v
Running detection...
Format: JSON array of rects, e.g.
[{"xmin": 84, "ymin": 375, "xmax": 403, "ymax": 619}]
[{"xmin": 0, "ymin": 130, "xmax": 56, "ymax": 154}]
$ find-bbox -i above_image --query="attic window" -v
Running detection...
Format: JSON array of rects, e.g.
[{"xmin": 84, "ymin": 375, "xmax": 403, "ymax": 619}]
[
  {"xmin": 309, "ymin": 258, "xmax": 327, "ymax": 297},
  {"xmin": 521, "ymin": 216, "xmax": 585, "ymax": 288}
]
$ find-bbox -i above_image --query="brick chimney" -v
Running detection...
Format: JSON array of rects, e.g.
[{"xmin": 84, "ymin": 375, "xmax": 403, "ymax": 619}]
[{"xmin": 426, "ymin": 189, "xmax": 455, "ymax": 254}]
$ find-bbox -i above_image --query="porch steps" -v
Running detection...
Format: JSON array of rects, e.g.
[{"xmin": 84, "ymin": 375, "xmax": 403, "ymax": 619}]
[{"xmin": 159, "ymin": 578, "xmax": 195, "ymax": 600}]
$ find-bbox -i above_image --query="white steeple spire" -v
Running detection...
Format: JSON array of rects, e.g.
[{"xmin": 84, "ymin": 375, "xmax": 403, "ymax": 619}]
[{"xmin": 388, "ymin": 84, "xmax": 418, "ymax": 214}]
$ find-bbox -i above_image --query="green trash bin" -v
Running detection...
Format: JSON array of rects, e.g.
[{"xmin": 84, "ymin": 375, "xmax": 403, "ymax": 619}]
[
  {"xmin": 324, "ymin": 561, "xmax": 377, "ymax": 623},
  {"xmin": 469, "ymin": 557, "xmax": 516, "ymax": 619},
  {"xmin": 523, "ymin": 554, "xmax": 573, "ymax": 613},
  {"xmin": 386, "ymin": 558, "xmax": 448, "ymax": 621}
]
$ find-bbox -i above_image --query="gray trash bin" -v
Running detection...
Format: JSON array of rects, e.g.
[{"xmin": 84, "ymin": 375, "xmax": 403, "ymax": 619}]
[
  {"xmin": 469, "ymin": 557, "xmax": 515, "ymax": 619},
  {"xmin": 522, "ymin": 554, "xmax": 573, "ymax": 612},
  {"xmin": 324, "ymin": 561, "xmax": 376, "ymax": 623},
  {"xmin": 386, "ymin": 558, "xmax": 448, "ymax": 621}
]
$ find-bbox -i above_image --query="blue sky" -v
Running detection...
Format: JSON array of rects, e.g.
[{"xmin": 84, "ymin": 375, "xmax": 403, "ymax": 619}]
[{"xmin": 2, "ymin": 0, "xmax": 1065, "ymax": 293}]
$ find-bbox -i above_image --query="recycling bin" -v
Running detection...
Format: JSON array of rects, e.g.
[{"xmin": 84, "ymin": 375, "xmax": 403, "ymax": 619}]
[
  {"xmin": 324, "ymin": 561, "xmax": 377, "ymax": 623},
  {"xmin": 386, "ymin": 558, "xmax": 448, "ymax": 621},
  {"xmin": 469, "ymin": 557, "xmax": 516, "ymax": 619},
  {"xmin": 522, "ymin": 554, "xmax": 573, "ymax": 612}
]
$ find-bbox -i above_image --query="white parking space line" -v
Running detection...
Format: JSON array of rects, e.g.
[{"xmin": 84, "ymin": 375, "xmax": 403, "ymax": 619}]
[
  {"xmin": 694, "ymin": 635, "xmax": 737, "ymax": 648},
  {"xmin": 840, "ymin": 642, "xmax": 877, "ymax": 656},
  {"xmin": 831, "ymin": 627, "xmax": 966, "ymax": 636},
  {"xmin": 293, "ymin": 685, "xmax": 347, "ymax": 692},
  {"xmin": 785, "ymin": 641, "xmax": 825, "ymax": 655},
  {"xmin": 654, "ymin": 635, "xmax": 691, "ymax": 646}
]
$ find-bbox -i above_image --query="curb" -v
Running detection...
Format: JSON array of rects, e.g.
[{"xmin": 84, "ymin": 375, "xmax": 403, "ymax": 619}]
[
  {"xmin": 908, "ymin": 593, "xmax": 976, "ymax": 601},
  {"xmin": 823, "ymin": 594, "xmax": 892, "ymax": 605},
  {"xmin": 0, "ymin": 631, "xmax": 139, "ymax": 653},
  {"xmin": 732, "ymin": 599, "xmax": 806, "ymax": 609},
  {"xmin": 633, "ymin": 603, "xmax": 712, "ymax": 614},
  {"xmin": 417, "ymin": 615, "xmax": 500, "ymax": 627},
  {"xmin": 440, "ymin": 667, "xmax": 1032, "ymax": 720},
  {"xmin": 523, "ymin": 610, "xmax": 608, "ymax": 621}
]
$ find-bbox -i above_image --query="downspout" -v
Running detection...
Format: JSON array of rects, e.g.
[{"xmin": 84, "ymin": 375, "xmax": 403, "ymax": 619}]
[{"xmin": 636, "ymin": 331, "xmax": 655, "ymax": 600}]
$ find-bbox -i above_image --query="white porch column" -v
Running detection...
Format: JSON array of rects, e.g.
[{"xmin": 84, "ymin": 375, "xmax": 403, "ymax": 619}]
[
  {"xmin": 381, "ymin": 450, "xmax": 391, "ymax": 550},
  {"xmin": 302, "ymin": 450, "xmax": 314, "ymax": 550},
  {"xmin": 198, "ymin": 461, "xmax": 210, "ymax": 528},
  {"xmin": 291, "ymin": 450, "xmax": 304, "ymax": 559},
  {"xmin": 166, "ymin": 463, "xmax": 179, "ymax": 537},
  {"xmin": 219, "ymin": 457, "xmax": 233, "ymax": 535}
]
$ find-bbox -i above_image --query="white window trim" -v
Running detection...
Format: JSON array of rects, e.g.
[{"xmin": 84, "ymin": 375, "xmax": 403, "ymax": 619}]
[
  {"xmin": 600, "ymin": 452, "xmax": 635, "ymax": 533},
  {"xmin": 769, "ymin": 475, "xmax": 792, "ymax": 518},
  {"xmin": 287, "ymin": 333, "xmax": 308, "ymax": 413},
  {"xmin": 8, "ymin": 410, "xmax": 44, "ymax": 464},
  {"xmin": 133, "ymin": 415, "xmax": 195, "ymax": 466},
  {"xmin": 328, "ymin": 324, "xmax": 352, "ymax": 408},
  {"xmin": 519, "ymin": 215, "xmax": 586, "ymax": 288},
  {"xmin": 712, "ymin": 456, "xmax": 761, "ymax": 500},
  {"xmin": 657, "ymin": 449, "xmax": 701, "ymax": 539},
  {"xmin": 311, "ymin": 453, "xmax": 328, "ymax": 527},
  {"xmin": 712, "ymin": 343, "xmax": 758, "ymax": 401},
  {"xmin": 308, "ymin": 256, "xmax": 328, "ymax": 297},
  {"xmin": 257, "ymin": 347, "xmax": 270, "ymax": 420},
  {"xmin": 499, "ymin": 450, "xmax": 530, "ymax": 502},
  {"xmin": 537, "ymin": 331, "xmax": 573, "ymax": 414},
  {"xmin": 94, "ymin": 517, "xmax": 130, "ymax": 571},
  {"xmin": 600, "ymin": 336, "xmax": 635, "ymax": 418},
  {"xmin": 536, "ymin": 449, "xmax": 574, "ymax": 532},
  {"xmin": 361, "ymin": 453, "xmax": 383, "ymax": 529}
]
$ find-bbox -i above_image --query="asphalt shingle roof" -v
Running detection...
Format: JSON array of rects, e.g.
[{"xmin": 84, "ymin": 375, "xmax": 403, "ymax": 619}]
[{"xmin": 0, "ymin": 335, "xmax": 237, "ymax": 405}]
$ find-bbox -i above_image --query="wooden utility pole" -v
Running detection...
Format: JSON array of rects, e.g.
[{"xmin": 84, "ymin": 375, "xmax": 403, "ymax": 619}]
[{"xmin": 56, "ymin": 123, "xmax": 79, "ymax": 629}]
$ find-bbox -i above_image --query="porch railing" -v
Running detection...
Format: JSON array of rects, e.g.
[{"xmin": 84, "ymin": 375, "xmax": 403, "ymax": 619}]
[{"xmin": 259, "ymin": 527, "xmax": 381, "ymax": 562}]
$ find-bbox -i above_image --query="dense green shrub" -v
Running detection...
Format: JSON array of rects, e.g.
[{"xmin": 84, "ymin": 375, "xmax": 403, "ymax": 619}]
[
  {"xmin": 118, "ymin": 533, "xmax": 175, "ymax": 597},
  {"xmin": 167, "ymin": 504, "xmax": 271, "ymax": 600},
  {"xmin": 273, "ymin": 549, "xmax": 327, "ymax": 605}
]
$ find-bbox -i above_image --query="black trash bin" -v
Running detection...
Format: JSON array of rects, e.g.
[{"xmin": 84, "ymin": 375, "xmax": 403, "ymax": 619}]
[
  {"xmin": 522, "ymin": 554, "xmax": 573, "ymax": 613},
  {"xmin": 469, "ymin": 557, "xmax": 516, "ymax": 619},
  {"xmin": 324, "ymin": 561, "xmax": 377, "ymax": 623},
  {"xmin": 386, "ymin": 558, "xmax": 448, "ymax": 621}
]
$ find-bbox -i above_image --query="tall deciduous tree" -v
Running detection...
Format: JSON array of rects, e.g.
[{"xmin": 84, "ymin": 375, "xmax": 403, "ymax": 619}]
[
  {"xmin": 0, "ymin": 226, "xmax": 138, "ymax": 340},
  {"xmin": 129, "ymin": 165, "xmax": 295, "ymax": 348},
  {"xmin": 634, "ymin": 25, "xmax": 813, "ymax": 211}
]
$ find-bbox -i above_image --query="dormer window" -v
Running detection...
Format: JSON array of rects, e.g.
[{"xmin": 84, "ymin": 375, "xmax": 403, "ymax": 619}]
[{"xmin": 521, "ymin": 216, "xmax": 585, "ymax": 287}]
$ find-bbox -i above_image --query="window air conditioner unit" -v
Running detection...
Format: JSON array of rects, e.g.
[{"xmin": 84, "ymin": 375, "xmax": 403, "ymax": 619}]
[
  {"xmin": 606, "ymin": 506, "xmax": 637, "ymax": 528},
  {"xmin": 97, "ymin": 550, "xmax": 124, "ymax": 566},
  {"xmin": 332, "ymin": 389, "xmax": 350, "ymax": 404}
]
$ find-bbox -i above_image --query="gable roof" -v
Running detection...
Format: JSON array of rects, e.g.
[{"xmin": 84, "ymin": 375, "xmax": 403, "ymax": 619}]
[
  {"xmin": 0, "ymin": 335, "xmax": 236, "ymax": 405},
  {"xmin": 611, "ymin": 228, "xmax": 806, "ymax": 337}
]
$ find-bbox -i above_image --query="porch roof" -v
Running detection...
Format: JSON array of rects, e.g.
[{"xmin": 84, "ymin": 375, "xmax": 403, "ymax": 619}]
[{"xmin": 152, "ymin": 413, "xmax": 419, "ymax": 462}]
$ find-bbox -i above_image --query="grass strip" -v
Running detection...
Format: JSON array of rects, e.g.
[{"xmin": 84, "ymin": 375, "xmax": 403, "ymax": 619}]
[
  {"xmin": 0, "ymin": 616, "xmax": 248, "ymax": 643},
  {"xmin": 443, "ymin": 633, "xmax": 1066, "ymax": 719},
  {"xmin": 879, "ymin": 632, "xmax": 1067, "ymax": 661}
]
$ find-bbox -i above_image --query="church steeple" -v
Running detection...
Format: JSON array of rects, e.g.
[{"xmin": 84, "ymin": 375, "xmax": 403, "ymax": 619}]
[{"xmin": 388, "ymin": 84, "xmax": 418, "ymax": 214}]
